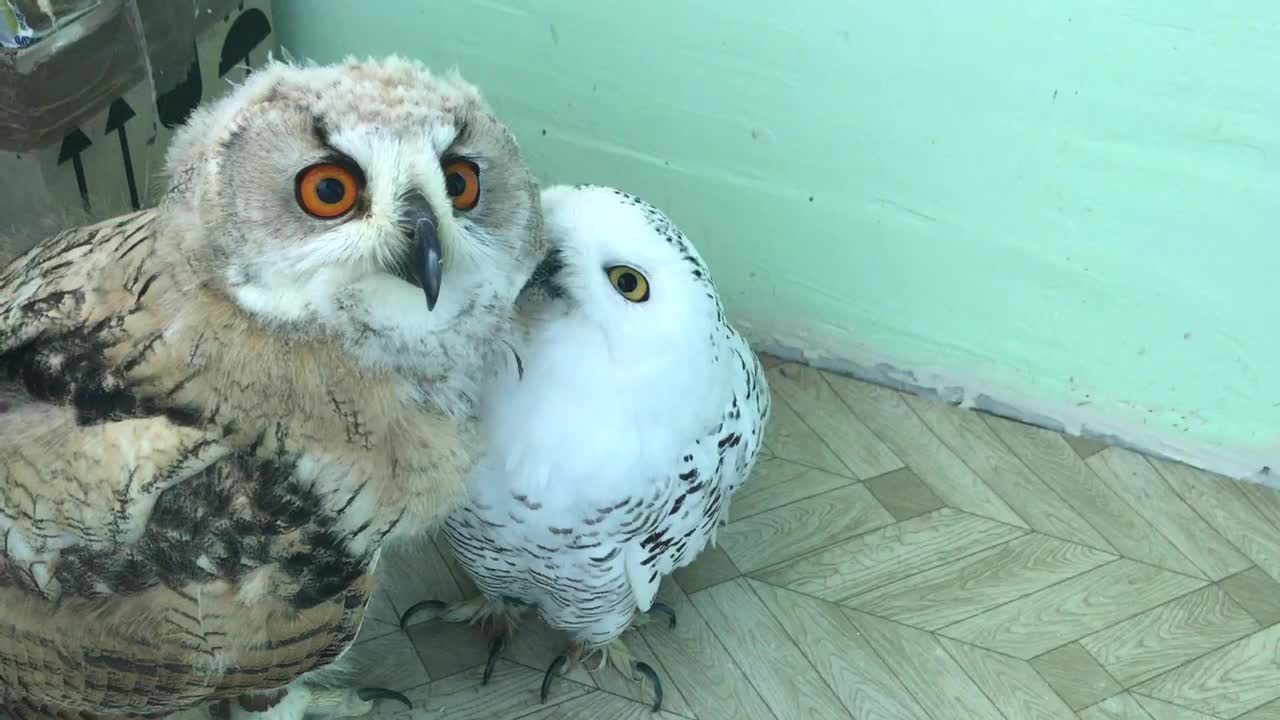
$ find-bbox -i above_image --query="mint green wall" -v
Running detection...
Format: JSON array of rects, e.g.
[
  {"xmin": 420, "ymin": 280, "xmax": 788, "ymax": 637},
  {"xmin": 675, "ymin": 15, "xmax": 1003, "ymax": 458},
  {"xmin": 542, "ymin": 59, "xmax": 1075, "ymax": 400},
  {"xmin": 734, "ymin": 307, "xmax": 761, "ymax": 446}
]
[{"xmin": 273, "ymin": 1, "xmax": 1279, "ymax": 479}]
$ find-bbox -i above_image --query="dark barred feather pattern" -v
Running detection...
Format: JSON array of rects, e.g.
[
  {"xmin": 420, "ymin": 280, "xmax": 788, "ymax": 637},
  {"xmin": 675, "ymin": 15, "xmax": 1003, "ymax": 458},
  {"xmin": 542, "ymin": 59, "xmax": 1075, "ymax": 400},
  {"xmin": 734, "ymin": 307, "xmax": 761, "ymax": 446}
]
[
  {"xmin": 443, "ymin": 186, "xmax": 772, "ymax": 649},
  {"xmin": 445, "ymin": 349, "xmax": 768, "ymax": 645}
]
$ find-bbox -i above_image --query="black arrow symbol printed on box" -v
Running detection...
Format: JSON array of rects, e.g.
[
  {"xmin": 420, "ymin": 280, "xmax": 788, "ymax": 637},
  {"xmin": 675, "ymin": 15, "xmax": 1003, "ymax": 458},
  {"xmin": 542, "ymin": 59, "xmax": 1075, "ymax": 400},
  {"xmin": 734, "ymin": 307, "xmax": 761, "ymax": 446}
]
[
  {"xmin": 219, "ymin": 8, "xmax": 271, "ymax": 77},
  {"xmin": 105, "ymin": 98, "xmax": 141, "ymax": 210},
  {"xmin": 58, "ymin": 129, "xmax": 92, "ymax": 212},
  {"xmin": 157, "ymin": 46, "xmax": 202, "ymax": 129}
]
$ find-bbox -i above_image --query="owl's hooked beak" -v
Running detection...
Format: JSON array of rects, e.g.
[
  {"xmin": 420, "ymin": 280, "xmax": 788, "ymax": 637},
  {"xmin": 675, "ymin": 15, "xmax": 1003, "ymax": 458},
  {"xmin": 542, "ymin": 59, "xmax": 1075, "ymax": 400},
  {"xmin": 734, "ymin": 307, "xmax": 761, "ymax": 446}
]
[
  {"xmin": 520, "ymin": 247, "xmax": 567, "ymax": 300},
  {"xmin": 398, "ymin": 191, "xmax": 444, "ymax": 311}
]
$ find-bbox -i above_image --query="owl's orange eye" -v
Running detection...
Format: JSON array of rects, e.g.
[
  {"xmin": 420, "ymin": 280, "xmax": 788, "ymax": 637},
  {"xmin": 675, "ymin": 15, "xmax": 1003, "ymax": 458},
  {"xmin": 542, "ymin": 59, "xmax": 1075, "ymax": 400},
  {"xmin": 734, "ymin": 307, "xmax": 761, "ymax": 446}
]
[
  {"xmin": 296, "ymin": 162, "xmax": 361, "ymax": 219},
  {"xmin": 443, "ymin": 159, "xmax": 480, "ymax": 211}
]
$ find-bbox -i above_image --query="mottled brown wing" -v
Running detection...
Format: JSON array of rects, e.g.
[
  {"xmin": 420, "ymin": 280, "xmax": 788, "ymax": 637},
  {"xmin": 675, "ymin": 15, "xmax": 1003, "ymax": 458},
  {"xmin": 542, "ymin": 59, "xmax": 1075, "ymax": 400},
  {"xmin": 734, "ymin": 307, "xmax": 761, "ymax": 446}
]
[
  {"xmin": 0, "ymin": 211, "xmax": 228, "ymax": 601},
  {"xmin": 0, "ymin": 210, "xmax": 164, "ymax": 353},
  {"xmin": 0, "ymin": 571, "xmax": 376, "ymax": 719}
]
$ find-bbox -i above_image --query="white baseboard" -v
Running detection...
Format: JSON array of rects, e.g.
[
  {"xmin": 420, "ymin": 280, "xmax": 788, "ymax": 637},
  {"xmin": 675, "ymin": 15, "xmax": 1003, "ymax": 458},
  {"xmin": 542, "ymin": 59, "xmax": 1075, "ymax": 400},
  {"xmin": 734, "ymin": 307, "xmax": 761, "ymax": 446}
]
[{"xmin": 741, "ymin": 320, "xmax": 1278, "ymax": 490}]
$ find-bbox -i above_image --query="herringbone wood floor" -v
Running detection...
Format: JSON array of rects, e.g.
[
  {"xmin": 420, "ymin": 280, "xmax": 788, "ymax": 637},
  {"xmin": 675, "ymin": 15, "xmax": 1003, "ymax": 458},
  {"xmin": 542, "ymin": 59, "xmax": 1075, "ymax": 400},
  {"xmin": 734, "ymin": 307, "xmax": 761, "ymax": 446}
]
[{"xmin": 350, "ymin": 358, "xmax": 1280, "ymax": 719}]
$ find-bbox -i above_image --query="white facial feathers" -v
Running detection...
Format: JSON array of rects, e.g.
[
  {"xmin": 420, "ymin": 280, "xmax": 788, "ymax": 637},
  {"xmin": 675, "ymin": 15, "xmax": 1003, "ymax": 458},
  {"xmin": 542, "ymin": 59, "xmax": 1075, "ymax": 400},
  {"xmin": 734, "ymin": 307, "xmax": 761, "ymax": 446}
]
[{"xmin": 472, "ymin": 185, "xmax": 735, "ymax": 511}]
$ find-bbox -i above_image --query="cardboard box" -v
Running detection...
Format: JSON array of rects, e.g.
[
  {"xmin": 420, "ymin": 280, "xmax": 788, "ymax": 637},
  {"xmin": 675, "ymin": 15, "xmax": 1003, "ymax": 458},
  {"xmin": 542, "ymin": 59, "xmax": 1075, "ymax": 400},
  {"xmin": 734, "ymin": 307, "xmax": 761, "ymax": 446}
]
[
  {"xmin": 2, "ymin": 1, "xmax": 104, "ymax": 48},
  {"xmin": 0, "ymin": 0, "xmax": 274, "ymax": 251}
]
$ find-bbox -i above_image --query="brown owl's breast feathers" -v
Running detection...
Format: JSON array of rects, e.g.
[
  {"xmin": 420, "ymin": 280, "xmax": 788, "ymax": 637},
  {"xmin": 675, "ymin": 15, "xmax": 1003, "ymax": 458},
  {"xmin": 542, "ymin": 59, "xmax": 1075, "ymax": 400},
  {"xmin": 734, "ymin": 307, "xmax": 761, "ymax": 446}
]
[{"xmin": 0, "ymin": 212, "xmax": 471, "ymax": 718}]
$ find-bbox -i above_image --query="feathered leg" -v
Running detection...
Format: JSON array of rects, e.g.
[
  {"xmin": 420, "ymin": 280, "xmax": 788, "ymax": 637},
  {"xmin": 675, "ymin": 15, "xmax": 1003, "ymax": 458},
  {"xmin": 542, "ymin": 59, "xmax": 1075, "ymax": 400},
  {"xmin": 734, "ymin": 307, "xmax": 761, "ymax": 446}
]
[{"xmin": 398, "ymin": 595, "xmax": 528, "ymax": 684}]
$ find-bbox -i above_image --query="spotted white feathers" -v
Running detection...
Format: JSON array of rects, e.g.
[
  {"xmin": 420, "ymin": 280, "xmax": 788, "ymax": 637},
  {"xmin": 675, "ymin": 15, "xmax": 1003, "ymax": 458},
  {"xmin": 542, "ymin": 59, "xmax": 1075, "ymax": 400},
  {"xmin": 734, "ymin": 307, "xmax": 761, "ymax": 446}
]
[{"xmin": 443, "ymin": 184, "xmax": 770, "ymax": 647}]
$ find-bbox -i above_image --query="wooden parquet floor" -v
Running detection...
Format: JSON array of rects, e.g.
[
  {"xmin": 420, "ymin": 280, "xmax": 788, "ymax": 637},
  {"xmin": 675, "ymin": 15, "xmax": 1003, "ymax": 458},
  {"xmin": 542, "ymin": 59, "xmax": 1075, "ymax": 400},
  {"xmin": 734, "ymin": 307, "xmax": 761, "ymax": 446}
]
[{"xmin": 349, "ymin": 358, "xmax": 1280, "ymax": 719}]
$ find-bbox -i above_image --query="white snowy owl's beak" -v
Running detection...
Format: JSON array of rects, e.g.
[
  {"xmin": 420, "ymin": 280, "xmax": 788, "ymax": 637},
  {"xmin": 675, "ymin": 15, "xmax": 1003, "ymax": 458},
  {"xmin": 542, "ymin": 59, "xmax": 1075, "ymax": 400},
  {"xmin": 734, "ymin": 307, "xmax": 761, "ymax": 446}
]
[
  {"xmin": 397, "ymin": 191, "xmax": 444, "ymax": 311},
  {"xmin": 522, "ymin": 247, "xmax": 567, "ymax": 300}
]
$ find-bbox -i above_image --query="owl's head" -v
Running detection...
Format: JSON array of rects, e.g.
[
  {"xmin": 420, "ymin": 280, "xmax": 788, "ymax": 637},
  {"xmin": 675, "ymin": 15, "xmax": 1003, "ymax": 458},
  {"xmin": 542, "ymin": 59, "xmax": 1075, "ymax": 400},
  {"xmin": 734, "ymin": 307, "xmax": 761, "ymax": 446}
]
[
  {"xmin": 517, "ymin": 184, "xmax": 729, "ymax": 410},
  {"xmin": 161, "ymin": 56, "xmax": 543, "ymax": 384},
  {"xmin": 526, "ymin": 184, "xmax": 725, "ymax": 349},
  {"xmin": 475, "ymin": 185, "xmax": 734, "ymax": 502}
]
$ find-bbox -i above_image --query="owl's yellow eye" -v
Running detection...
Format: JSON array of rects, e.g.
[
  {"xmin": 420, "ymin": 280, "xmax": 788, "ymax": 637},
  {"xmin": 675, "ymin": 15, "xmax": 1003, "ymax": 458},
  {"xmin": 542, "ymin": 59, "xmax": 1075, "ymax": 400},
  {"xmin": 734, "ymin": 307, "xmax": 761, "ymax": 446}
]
[
  {"xmin": 443, "ymin": 159, "xmax": 480, "ymax": 211},
  {"xmin": 607, "ymin": 265, "xmax": 649, "ymax": 302},
  {"xmin": 296, "ymin": 162, "xmax": 361, "ymax": 219}
]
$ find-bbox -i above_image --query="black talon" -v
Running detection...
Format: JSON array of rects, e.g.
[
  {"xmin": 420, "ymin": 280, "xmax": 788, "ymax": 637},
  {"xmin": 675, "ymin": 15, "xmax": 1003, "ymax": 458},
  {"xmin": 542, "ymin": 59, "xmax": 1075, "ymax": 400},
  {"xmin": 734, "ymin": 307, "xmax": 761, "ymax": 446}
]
[
  {"xmin": 483, "ymin": 635, "xmax": 506, "ymax": 685},
  {"xmin": 356, "ymin": 687, "xmax": 413, "ymax": 710},
  {"xmin": 649, "ymin": 602, "xmax": 677, "ymax": 630},
  {"xmin": 633, "ymin": 661, "xmax": 663, "ymax": 713},
  {"xmin": 398, "ymin": 599, "xmax": 448, "ymax": 631},
  {"xmin": 540, "ymin": 654, "xmax": 569, "ymax": 704}
]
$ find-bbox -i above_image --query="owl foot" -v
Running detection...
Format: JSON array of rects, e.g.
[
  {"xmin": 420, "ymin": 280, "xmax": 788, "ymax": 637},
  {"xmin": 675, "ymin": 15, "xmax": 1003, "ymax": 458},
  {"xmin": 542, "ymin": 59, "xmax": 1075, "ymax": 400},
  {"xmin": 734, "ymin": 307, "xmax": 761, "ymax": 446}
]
[
  {"xmin": 638, "ymin": 602, "xmax": 677, "ymax": 630},
  {"xmin": 228, "ymin": 684, "xmax": 410, "ymax": 720},
  {"xmin": 539, "ymin": 639, "xmax": 664, "ymax": 712},
  {"xmin": 482, "ymin": 634, "xmax": 506, "ymax": 684},
  {"xmin": 356, "ymin": 688, "xmax": 414, "ymax": 711},
  {"xmin": 398, "ymin": 594, "xmax": 525, "ymax": 632},
  {"xmin": 539, "ymin": 653, "xmax": 571, "ymax": 705},
  {"xmin": 632, "ymin": 662, "xmax": 663, "ymax": 713},
  {"xmin": 398, "ymin": 598, "xmax": 449, "ymax": 628},
  {"xmin": 303, "ymin": 686, "xmax": 412, "ymax": 717},
  {"xmin": 398, "ymin": 595, "xmax": 525, "ymax": 685}
]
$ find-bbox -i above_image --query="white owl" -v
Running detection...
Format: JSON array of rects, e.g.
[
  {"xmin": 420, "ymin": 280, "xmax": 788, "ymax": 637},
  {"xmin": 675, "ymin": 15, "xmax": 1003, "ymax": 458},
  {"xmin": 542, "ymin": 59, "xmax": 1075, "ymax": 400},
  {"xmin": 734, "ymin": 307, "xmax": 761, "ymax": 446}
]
[{"xmin": 399, "ymin": 184, "xmax": 771, "ymax": 711}]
